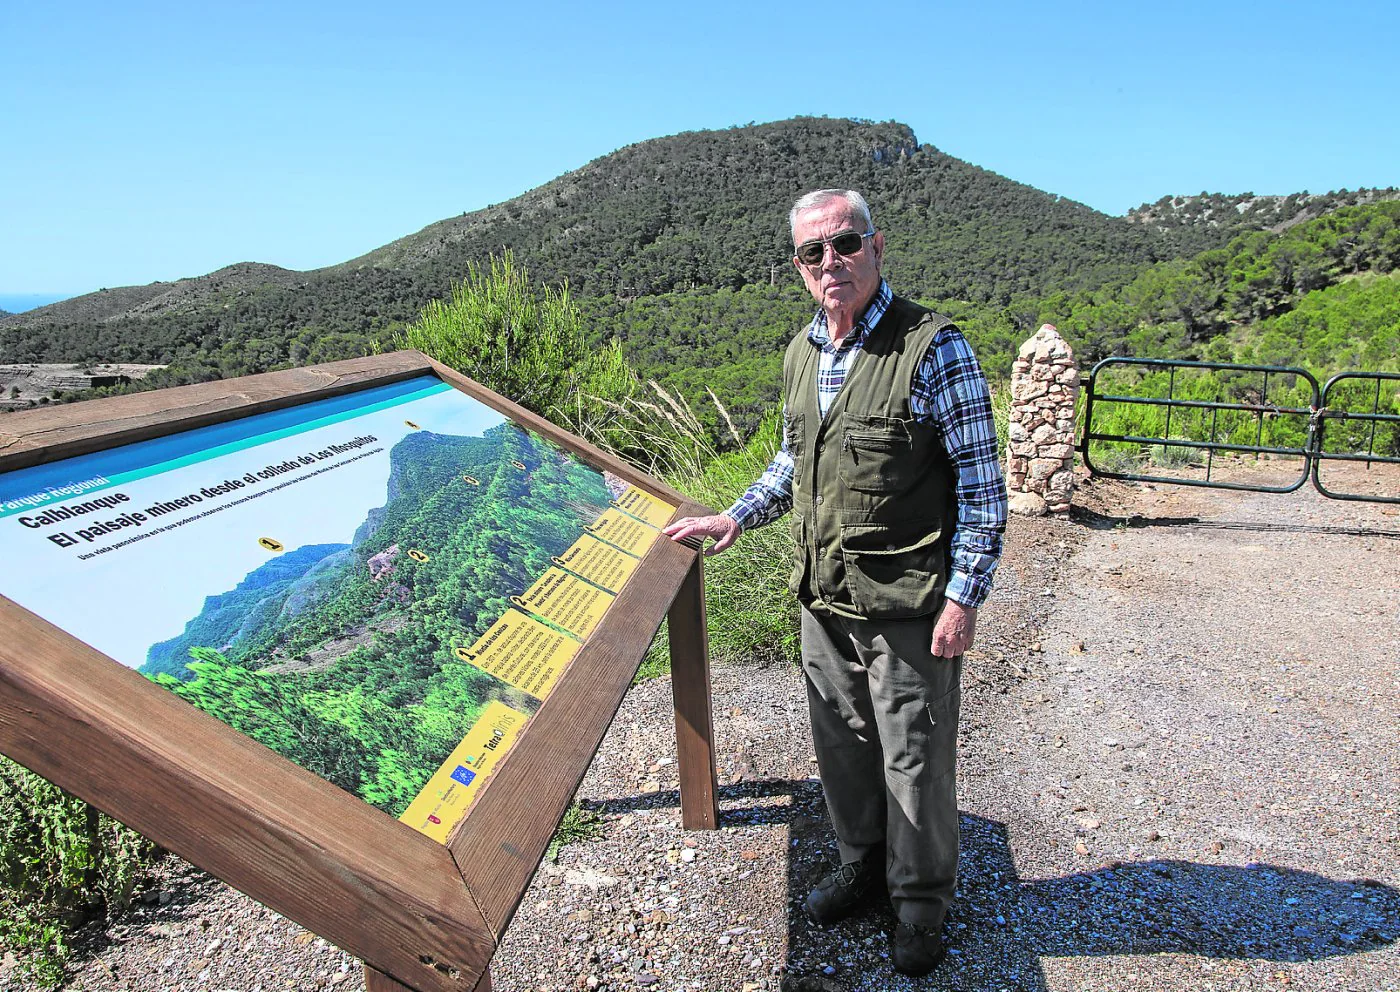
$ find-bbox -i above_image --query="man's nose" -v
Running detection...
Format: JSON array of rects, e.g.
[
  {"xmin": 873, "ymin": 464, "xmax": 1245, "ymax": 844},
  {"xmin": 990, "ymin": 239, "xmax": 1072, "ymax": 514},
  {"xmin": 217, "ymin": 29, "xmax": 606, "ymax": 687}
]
[{"xmin": 820, "ymin": 243, "xmax": 843, "ymax": 269}]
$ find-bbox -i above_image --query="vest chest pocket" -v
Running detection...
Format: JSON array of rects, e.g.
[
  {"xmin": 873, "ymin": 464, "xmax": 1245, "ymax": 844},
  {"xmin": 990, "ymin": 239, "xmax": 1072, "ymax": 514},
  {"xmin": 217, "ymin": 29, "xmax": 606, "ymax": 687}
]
[{"xmin": 837, "ymin": 419, "xmax": 914, "ymax": 494}]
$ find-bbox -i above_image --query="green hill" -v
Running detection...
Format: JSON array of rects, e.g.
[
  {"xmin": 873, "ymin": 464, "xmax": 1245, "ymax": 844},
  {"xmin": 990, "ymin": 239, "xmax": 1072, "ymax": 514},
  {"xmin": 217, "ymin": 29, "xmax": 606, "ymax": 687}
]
[
  {"xmin": 143, "ymin": 542, "xmax": 351, "ymax": 680},
  {"xmin": 0, "ymin": 118, "xmax": 1185, "ymax": 381},
  {"xmin": 2, "ymin": 117, "xmax": 1393, "ymax": 432}
]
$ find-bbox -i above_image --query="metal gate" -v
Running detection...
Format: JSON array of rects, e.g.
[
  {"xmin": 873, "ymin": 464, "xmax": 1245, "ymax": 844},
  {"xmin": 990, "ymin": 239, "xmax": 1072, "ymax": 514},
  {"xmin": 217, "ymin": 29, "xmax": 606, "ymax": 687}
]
[{"xmin": 1079, "ymin": 357, "xmax": 1400, "ymax": 505}]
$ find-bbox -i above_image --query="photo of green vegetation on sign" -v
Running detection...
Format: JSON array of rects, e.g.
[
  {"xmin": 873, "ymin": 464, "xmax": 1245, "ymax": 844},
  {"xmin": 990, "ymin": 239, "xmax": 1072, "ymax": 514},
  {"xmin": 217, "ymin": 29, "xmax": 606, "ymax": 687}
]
[
  {"xmin": 0, "ymin": 377, "xmax": 660, "ymax": 819},
  {"xmin": 147, "ymin": 423, "xmax": 616, "ymax": 814}
]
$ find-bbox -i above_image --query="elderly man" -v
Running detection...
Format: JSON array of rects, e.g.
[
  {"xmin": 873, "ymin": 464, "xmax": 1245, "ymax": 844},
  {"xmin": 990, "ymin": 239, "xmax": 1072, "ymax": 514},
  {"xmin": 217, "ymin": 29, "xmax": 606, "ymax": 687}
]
[{"xmin": 663, "ymin": 188, "xmax": 1006, "ymax": 976}]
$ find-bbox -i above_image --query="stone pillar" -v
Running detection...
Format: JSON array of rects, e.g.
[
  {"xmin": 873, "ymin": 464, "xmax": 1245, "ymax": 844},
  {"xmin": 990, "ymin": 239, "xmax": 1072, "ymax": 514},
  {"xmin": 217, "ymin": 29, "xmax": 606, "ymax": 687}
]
[{"xmin": 1006, "ymin": 324, "xmax": 1079, "ymax": 515}]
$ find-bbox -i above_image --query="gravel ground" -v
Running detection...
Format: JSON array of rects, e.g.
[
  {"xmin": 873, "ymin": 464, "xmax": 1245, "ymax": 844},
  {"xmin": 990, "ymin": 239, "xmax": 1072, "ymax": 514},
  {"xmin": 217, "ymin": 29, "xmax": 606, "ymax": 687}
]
[{"xmin": 4, "ymin": 464, "xmax": 1397, "ymax": 991}]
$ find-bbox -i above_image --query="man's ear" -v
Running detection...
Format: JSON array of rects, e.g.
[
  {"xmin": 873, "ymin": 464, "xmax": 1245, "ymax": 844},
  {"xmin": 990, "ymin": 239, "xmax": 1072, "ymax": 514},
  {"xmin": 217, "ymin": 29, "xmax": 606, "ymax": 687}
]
[{"xmin": 872, "ymin": 231, "xmax": 885, "ymax": 264}]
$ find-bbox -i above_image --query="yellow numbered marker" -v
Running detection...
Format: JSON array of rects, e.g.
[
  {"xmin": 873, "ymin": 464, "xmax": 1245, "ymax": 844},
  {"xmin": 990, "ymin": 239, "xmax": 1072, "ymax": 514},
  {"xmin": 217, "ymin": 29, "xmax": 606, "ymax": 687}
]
[
  {"xmin": 510, "ymin": 459, "xmax": 527, "ymax": 471},
  {"xmin": 408, "ymin": 548, "xmax": 429, "ymax": 563},
  {"xmin": 399, "ymin": 701, "xmax": 529, "ymax": 843},
  {"xmin": 258, "ymin": 537, "xmax": 284, "ymax": 552},
  {"xmin": 550, "ymin": 533, "xmax": 640, "ymax": 593},
  {"xmin": 611, "ymin": 485, "xmax": 677, "ymax": 528},
  {"xmin": 405, "ymin": 420, "xmax": 421, "ymax": 429},
  {"xmin": 454, "ymin": 610, "xmax": 581, "ymax": 699},
  {"xmin": 511, "ymin": 567, "xmax": 614, "ymax": 640},
  {"xmin": 586, "ymin": 508, "xmax": 658, "ymax": 557},
  {"xmin": 463, "ymin": 475, "xmax": 480, "ymax": 486}
]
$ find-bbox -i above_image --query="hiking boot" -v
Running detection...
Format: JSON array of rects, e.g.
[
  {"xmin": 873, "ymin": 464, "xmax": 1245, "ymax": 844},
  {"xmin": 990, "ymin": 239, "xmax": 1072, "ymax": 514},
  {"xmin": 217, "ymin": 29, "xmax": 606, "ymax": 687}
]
[
  {"xmin": 892, "ymin": 921, "xmax": 947, "ymax": 977},
  {"xmin": 803, "ymin": 859, "xmax": 877, "ymax": 924}
]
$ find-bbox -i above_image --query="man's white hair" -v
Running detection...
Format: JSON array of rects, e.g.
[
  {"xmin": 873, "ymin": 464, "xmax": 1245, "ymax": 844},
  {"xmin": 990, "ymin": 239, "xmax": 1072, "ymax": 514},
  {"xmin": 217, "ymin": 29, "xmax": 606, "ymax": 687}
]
[{"xmin": 789, "ymin": 189, "xmax": 874, "ymax": 242}]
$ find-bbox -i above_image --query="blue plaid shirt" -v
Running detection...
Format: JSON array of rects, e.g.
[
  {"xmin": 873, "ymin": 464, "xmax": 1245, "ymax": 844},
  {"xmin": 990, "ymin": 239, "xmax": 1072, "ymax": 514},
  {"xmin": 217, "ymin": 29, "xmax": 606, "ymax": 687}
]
[{"xmin": 725, "ymin": 280, "xmax": 1007, "ymax": 608}]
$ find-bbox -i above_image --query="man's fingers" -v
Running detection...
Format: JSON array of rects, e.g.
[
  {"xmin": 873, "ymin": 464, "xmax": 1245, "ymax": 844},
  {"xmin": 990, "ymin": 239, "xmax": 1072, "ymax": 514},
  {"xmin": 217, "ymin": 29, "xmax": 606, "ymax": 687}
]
[
  {"xmin": 661, "ymin": 517, "xmax": 697, "ymax": 538},
  {"xmin": 707, "ymin": 528, "xmax": 737, "ymax": 555},
  {"xmin": 664, "ymin": 515, "xmax": 737, "ymax": 555},
  {"xmin": 663, "ymin": 517, "xmax": 712, "ymax": 543}
]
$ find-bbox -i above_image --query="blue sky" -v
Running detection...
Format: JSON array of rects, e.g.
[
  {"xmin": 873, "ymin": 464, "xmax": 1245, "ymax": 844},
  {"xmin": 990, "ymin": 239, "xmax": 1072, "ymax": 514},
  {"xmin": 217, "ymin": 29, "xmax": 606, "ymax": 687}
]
[{"xmin": 2, "ymin": 0, "xmax": 1396, "ymax": 297}]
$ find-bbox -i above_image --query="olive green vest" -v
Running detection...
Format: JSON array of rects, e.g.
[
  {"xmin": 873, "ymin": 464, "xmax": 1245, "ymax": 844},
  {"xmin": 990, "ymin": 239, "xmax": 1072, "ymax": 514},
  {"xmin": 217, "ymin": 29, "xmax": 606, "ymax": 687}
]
[{"xmin": 783, "ymin": 295, "xmax": 958, "ymax": 619}]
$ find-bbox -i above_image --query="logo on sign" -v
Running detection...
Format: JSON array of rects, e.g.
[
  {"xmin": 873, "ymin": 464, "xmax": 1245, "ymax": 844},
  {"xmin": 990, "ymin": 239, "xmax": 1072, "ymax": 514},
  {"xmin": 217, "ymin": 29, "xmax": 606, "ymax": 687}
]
[{"xmin": 451, "ymin": 766, "xmax": 476, "ymax": 787}]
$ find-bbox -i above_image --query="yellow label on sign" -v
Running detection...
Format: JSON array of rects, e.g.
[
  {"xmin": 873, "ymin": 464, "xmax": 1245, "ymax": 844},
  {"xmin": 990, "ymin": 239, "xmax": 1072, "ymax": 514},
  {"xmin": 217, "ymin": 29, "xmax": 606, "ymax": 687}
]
[
  {"xmin": 511, "ymin": 567, "xmax": 614, "ymax": 640},
  {"xmin": 258, "ymin": 537, "xmax": 284, "ymax": 552},
  {"xmin": 611, "ymin": 486, "xmax": 676, "ymax": 527},
  {"xmin": 399, "ymin": 700, "xmax": 528, "ymax": 844},
  {"xmin": 550, "ymin": 533, "xmax": 641, "ymax": 593},
  {"xmin": 586, "ymin": 508, "xmax": 658, "ymax": 557},
  {"xmin": 455, "ymin": 609, "xmax": 580, "ymax": 699}
]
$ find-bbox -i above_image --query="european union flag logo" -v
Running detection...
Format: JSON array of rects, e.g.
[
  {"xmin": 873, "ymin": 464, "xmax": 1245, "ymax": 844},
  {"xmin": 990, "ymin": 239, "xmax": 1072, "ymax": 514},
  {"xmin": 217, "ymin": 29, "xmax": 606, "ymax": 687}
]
[{"xmin": 451, "ymin": 765, "xmax": 476, "ymax": 787}]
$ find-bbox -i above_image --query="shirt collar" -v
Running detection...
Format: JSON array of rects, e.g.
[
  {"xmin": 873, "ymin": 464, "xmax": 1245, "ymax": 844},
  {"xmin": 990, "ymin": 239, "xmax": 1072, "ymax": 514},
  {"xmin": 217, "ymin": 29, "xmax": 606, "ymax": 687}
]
[{"xmin": 807, "ymin": 279, "xmax": 893, "ymax": 352}]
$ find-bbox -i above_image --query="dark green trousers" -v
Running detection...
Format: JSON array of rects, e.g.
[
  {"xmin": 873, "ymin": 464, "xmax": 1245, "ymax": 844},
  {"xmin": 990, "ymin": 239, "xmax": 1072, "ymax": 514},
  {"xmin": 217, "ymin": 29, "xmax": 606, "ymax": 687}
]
[{"xmin": 800, "ymin": 605, "xmax": 963, "ymax": 928}]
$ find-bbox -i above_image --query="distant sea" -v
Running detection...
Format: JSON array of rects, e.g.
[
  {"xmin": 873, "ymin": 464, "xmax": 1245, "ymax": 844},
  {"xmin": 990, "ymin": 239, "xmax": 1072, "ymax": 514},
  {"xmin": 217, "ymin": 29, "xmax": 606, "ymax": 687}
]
[{"xmin": 0, "ymin": 292, "xmax": 75, "ymax": 313}]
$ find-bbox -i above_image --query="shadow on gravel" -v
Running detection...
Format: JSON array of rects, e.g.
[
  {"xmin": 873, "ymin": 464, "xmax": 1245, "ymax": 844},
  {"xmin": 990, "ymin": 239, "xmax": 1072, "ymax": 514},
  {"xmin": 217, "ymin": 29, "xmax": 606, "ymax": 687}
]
[
  {"xmin": 591, "ymin": 787, "xmax": 1400, "ymax": 990},
  {"xmin": 581, "ymin": 778, "xmax": 819, "ymax": 827},
  {"xmin": 61, "ymin": 863, "xmax": 228, "ymax": 969},
  {"xmin": 844, "ymin": 814, "xmax": 1398, "ymax": 990},
  {"xmin": 1026, "ymin": 856, "xmax": 1400, "ymax": 961},
  {"xmin": 1069, "ymin": 506, "xmax": 1400, "ymax": 540}
]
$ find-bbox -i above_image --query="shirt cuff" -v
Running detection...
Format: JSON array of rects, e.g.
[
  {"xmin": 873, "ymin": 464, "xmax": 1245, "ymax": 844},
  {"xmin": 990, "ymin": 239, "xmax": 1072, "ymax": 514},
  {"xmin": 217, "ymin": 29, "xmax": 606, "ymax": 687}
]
[
  {"xmin": 721, "ymin": 503, "xmax": 756, "ymax": 532},
  {"xmin": 944, "ymin": 570, "xmax": 990, "ymax": 609}
]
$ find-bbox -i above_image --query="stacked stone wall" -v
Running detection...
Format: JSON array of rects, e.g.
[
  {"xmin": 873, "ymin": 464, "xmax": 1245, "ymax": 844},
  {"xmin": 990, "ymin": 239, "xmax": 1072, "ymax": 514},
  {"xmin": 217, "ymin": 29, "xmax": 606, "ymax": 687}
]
[{"xmin": 1006, "ymin": 324, "xmax": 1078, "ymax": 515}]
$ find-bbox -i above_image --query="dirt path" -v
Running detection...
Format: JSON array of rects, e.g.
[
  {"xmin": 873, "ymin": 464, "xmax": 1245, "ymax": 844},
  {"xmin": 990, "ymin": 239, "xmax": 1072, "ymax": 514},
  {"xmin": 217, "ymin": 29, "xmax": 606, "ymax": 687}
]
[
  {"xmin": 5, "ymin": 469, "xmax": 1397, "ymax": 992},
  {"xmin": 961, "ymin": 467, "xmax": 1399, "ymax": 992}
]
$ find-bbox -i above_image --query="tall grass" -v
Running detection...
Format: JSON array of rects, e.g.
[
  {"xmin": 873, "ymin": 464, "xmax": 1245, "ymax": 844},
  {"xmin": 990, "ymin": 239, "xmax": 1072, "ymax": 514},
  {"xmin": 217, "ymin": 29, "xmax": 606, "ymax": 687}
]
[{"xmin": 574, "ymin": 385, "xmax": 802, "ymax": 669}]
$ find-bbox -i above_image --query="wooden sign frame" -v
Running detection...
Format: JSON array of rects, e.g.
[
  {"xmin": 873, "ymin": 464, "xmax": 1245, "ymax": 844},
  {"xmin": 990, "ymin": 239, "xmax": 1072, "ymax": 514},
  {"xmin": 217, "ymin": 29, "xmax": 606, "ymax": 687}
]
[{"xmin": 0, "ymin": 351, "xmax": 719, "ymax": 992}]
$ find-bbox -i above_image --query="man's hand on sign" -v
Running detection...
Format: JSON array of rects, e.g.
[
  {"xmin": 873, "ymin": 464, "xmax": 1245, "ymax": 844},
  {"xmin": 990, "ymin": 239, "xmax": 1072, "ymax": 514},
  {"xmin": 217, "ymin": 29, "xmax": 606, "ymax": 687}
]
[
  {"xmin": 662, "ymin": 514, "xmax": 740, "ymax": 556},
  {"xmin": 932, "ymin": 600, "xmax": 977, "ymax": 659}
]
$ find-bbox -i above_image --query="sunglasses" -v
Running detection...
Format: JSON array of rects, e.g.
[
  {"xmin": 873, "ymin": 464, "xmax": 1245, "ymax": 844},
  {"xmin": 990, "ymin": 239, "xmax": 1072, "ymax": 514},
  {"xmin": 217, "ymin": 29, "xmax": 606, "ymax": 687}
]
[{"xmin": 794, "ymin": 230, "xmax": 874, "ymax": 266}]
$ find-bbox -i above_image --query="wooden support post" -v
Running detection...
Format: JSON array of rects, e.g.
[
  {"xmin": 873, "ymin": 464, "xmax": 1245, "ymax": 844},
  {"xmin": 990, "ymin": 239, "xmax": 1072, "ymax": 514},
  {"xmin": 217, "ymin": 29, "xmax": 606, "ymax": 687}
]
[
  {"xmin": 365, "ymin": 966, "xmax": 492, "ymax": 992},
  {"xmin": 668, "ymin": 554, "xmax": 719, "ymax": 830}
]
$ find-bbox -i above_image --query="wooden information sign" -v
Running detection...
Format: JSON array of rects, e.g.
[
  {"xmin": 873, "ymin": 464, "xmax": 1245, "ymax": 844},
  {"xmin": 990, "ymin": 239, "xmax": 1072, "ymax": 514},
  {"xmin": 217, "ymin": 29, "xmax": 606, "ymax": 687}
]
[{"xmin": 0, "ymin": 352, "xmax": 719, "ymax": 992}]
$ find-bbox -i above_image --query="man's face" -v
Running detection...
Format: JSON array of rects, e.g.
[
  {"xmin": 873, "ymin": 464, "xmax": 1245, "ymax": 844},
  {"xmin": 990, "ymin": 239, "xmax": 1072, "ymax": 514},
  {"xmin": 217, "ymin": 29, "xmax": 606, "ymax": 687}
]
[{"xmin": 791, "ymin": 200, "xmax": 885, "ymax": 316}]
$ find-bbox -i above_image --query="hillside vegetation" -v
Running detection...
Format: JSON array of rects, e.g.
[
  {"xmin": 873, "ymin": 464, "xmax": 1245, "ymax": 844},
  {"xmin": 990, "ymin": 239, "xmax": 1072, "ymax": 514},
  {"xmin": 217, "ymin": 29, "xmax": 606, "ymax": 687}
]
[
  {"xmin": 1125, "ymin": 188, "xmax": 1398, "ymax": 256},
  {"xmin": 0, "ymin": 117, "xmax": 1213, "ymax": 389},
  {"xmin": 1, "ymin": 117, "xmax": 1394, "ymax": 443},
  {"xmin": 1035, "ymin": 201, "xmax": 1400, "ymax": 363}
]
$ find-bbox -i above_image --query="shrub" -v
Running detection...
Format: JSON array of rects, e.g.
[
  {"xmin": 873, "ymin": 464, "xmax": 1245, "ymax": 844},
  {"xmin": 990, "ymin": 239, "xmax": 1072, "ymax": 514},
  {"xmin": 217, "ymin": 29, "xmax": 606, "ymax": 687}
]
[
  {"xmin": 1088, "ymin": 442, "xmax": 1146, "ymax": 475},
  {"xmin": 0, "ymin": 758, "xmax": 153, "ymax": 985},
  {"xmin": 991, "ymin": 382, "xmax": 1012, "ymax": 457},
  {"xmin": 1149, "ymin": 437, "xmax": 1204, "ymax": 468},
  {"xmin": 396, "ymin": 251, "xmax": 636, "ymax": 433}
]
